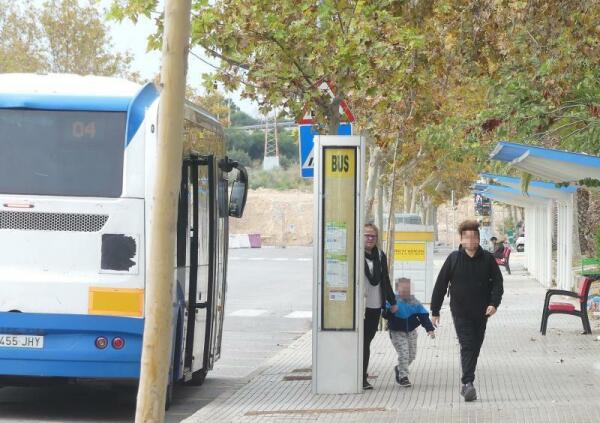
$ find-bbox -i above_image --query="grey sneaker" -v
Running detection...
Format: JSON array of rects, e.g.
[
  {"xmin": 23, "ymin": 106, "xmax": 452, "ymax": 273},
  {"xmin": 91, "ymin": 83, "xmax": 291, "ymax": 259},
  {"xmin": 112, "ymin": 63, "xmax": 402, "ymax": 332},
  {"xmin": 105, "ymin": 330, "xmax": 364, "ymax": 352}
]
[
  {"xmin": 461, "ymin": 382, "xmax": 477, "ymax": 401},
  {"xmin": 399, "ymin": 376, "xmax": 412, "ymax": 387},
  {"xmin": 363, "ymin": 379, "xmax": 373, "ymax": 390}
]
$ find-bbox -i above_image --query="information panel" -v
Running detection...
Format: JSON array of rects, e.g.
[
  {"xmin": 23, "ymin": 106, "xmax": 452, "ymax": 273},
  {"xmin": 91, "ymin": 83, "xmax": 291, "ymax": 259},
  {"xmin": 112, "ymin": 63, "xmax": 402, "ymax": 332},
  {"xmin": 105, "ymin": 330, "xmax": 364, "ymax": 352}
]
[
  {"xmin": 321, "ymin": 147, "xmax": 356, "ymax": 330},
  {"xmin": 394, "ymin": 242, "xmax": 426, "ymax": 262}
]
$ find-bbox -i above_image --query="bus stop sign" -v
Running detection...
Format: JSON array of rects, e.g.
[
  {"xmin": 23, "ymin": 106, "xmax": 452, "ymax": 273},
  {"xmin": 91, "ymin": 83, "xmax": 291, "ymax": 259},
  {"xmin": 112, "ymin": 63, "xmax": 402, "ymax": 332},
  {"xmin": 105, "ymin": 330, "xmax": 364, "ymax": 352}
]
[{"xmin": 299, "ymin": 123, "xmax": 352, "ymax": 178}]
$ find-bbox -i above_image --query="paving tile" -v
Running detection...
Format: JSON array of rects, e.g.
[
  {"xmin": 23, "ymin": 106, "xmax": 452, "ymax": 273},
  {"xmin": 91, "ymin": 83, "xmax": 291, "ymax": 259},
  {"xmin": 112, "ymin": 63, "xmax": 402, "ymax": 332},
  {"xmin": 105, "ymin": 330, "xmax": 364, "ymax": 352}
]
[{"xmin": 183, "ymin": 261, "xmax": 600, "ymax": 423}]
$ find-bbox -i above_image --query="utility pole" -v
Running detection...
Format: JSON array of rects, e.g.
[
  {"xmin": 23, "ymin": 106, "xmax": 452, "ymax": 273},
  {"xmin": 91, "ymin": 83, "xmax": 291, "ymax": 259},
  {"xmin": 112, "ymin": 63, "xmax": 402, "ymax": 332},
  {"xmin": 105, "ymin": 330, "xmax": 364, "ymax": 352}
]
[
  {"xmin": 135, "ymin": 0, "xmax": 192, "ymax": 422},
  {"xmin": 262, "ymin": 111, "xmax": 280, "ymax": 170}
]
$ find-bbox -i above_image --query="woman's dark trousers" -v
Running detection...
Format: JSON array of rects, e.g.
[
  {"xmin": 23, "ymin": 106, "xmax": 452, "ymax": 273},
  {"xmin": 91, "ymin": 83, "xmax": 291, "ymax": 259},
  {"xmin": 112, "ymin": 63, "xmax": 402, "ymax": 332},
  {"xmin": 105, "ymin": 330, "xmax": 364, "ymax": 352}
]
[{"xmin": 363, "ymin": 307, "xmax": 381, "ymax": 382}]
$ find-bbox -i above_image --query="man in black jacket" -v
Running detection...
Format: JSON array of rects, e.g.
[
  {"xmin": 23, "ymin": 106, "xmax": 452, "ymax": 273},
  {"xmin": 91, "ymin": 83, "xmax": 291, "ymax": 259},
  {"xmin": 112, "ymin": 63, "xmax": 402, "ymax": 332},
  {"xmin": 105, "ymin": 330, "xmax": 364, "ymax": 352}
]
[
  {"xmin": 363, "ymin": 223, "xmax": 397, "ymax": 390},
  {"xmin": 430, "ymin": 220, "xmax": 504, "ymax": 402}
]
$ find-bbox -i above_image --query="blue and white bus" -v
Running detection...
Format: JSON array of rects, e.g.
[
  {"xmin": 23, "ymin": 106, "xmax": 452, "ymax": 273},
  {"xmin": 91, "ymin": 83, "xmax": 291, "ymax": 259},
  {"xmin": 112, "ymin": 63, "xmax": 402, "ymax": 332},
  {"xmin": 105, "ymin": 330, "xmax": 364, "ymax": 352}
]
[{"xmin": 0, "ymin": 73, "xmax": 247, "ymax": 405}]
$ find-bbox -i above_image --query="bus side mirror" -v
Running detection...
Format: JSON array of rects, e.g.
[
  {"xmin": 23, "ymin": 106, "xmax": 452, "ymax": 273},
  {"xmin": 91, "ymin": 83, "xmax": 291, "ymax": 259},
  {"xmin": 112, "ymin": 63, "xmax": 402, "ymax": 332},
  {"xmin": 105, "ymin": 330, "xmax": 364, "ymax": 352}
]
[
  {"xmin": 229, "ymin": 179, "xmax": 247, "ymax": 218},
  {"xmin": 219, "ymin": 157, "xmax": 248, "ymax": 218}
]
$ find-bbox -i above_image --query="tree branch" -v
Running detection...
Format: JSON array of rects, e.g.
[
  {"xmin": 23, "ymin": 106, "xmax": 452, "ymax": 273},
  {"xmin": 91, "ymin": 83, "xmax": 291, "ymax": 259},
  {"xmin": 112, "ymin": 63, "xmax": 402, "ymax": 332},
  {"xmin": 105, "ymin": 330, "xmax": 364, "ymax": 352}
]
[{"xmin": 196, "ymin": 42, "xmax": 250, "ymax": 70}]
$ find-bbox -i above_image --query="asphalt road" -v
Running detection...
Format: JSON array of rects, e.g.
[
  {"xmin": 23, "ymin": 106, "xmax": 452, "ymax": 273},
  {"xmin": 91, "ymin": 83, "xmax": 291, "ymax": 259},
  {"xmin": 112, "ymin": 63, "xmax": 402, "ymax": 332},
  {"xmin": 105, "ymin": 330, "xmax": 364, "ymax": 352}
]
[{"xmin": 0, "ymin": 246, "xmax": 313, "ymax": 423}]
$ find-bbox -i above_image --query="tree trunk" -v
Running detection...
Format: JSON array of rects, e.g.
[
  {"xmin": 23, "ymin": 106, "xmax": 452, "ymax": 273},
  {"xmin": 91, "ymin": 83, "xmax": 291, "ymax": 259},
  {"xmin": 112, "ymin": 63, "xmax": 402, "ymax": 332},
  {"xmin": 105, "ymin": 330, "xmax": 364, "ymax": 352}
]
[
  {"xmin": 383, "ymin": 182, "xmax": 391, "ymax": 228},
  {"xmin": 409, "ymin": 185, "xmax": 418, "ymax": 214},
  {"xmin": 326, "ymin": 97, "xmax": 341, "ymax": 134},
  {"xmin": 135, "ymin": 0, "xmax": 192, "ymax": 421},
  {"xmin": 432, "ymin": 205, "xmax": 439, "ymax": 241},
  {"xmin": 421, "ymin": 196, "xmax": 429, "ymax": 225},
  {"xmin": 384, "ymin": 138, "xmax": 400, "ymax": 275},
  {"xmin": 511, "ymin": 206, "xmax": 518, "ymax": 223},
  {"xmin": 576, "ymin": 188, "xmax": 590, "ymax": 255},
  {"xmin": 375, "ymin": 177, "xmax": 384, "ymax": 232},
  {"xmin": 386, "ymin": 201, "xmax": 396, "ymax": 281},
  {"xmin": 364, "ymin": 144, "xmax": 383, "ymax": 223},
  {"xmin": 518, "ymin": 206, "xmax": 525, "ymax": 222}
]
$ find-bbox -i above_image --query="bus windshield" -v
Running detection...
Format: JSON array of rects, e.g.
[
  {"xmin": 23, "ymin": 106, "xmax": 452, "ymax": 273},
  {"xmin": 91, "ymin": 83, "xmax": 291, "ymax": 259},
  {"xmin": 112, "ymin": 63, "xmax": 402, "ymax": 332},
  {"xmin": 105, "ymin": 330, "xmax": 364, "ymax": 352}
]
[{"xmin": 0, "ymin": 109, "xmax": 126, "ymax": 197}]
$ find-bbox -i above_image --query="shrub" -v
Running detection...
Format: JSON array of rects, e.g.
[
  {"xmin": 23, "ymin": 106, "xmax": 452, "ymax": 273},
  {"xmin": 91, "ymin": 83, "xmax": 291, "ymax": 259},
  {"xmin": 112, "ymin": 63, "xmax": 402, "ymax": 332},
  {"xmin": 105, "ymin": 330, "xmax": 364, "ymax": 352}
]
[
  {"xmin": 227, "ymin": 148, "xmax": 252, "ymax": 167},
  {"xmin": 248, "ymin": 165, "xmax": 312, "ymax": 191}
]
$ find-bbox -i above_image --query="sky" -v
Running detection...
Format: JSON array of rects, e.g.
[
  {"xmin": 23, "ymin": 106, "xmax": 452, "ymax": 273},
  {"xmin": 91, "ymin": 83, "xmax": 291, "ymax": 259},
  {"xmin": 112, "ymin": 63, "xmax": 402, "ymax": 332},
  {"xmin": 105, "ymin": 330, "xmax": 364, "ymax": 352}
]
[{"xmin": 101, "ymin": 2, "xmax": 261, "ymax": 118}]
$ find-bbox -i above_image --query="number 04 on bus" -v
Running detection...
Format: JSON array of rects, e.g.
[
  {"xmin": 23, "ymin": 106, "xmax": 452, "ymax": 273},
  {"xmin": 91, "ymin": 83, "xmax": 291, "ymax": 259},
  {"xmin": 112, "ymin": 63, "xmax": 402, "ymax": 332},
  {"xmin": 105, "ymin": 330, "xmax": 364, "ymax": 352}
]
[{"xmin": 0, "ymin": 74, "xmax": 248, "ymax": 403}]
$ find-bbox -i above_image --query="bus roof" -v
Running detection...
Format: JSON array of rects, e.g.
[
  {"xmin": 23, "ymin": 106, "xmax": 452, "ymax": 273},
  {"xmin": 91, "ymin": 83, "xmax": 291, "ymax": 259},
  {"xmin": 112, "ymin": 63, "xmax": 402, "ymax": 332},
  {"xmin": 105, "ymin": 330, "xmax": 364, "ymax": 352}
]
[
  {"xmin": 0, "ymin": 73, "xmax": 140, "ymax": 96},
  {"xmin": 0, "ymin": 73, "xmax": 142, "ymax": 112},
  {"xmin": 0, "ymin": 73, "xmax": 224, "ymax": 139}
]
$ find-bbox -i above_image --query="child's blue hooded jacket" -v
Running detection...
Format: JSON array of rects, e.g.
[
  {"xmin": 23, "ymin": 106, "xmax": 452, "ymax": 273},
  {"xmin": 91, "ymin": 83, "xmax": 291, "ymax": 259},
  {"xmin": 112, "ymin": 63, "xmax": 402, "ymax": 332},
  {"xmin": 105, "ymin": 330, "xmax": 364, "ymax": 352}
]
[{"xmin": 384, "ymin": 295, "xmax": 435, "ymax": 333}]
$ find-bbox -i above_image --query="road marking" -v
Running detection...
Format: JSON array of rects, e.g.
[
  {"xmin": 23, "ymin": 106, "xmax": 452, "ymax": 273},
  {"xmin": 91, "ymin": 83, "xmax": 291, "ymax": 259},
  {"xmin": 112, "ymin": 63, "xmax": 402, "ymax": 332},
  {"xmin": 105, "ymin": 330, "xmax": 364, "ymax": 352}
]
[
  {"xmin": 229, "ymin": 309, "xmax": 269, "ymax": 317},
  {"xmin": 284, "ymin": 311, "xmax": 312, "ymax": 319},
  {"xmin": 229, "ymin": 257, "xmax": 311, "ymax": 262}
]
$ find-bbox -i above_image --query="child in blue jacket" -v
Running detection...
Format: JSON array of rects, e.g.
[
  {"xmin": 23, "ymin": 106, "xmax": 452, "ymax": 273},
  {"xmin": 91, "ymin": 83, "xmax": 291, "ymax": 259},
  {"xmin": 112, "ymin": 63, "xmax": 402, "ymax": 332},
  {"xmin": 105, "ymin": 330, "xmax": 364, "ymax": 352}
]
[{"xmin": 385, "ymin": 277, "xmax": 435, "ymax": 387}]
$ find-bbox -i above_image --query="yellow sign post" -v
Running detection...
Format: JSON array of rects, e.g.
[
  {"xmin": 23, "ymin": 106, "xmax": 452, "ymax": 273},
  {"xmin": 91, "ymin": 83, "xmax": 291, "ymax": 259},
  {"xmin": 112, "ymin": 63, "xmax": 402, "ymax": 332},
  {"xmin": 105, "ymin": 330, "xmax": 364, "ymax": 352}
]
[{"xmin": 393, "ymin": 224, "xmax": 435, "ymax": 303}]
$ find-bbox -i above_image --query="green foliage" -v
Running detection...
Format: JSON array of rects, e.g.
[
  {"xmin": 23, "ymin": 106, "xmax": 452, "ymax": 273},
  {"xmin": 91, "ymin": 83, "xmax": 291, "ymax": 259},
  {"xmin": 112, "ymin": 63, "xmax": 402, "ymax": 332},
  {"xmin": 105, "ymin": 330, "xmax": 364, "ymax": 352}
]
[
  {"xmin": 0, "ymin": 0, "xmax": 133, "ymax": 76},
  {"xmin": 227, "ymin": 149, "xmax": 252, "ymax": 168},
  {"xmin": 230, "ymin": 110, "xmax": 259, "ymax": 126},
  {"xmin": 225, "ymin": 129, "xmax": 264, "ymax": 161},
  {"xmin": 248, "ymin": 166, "xmax": 311, "ymax": 191},
  {"xmin": 521, "ymin": 173, "xmax": 533, "ymax": 194},
  {"xmin": 465, "ymin": 1, "xmax": 600, "ymax": 157},
  {"xmin": 111, "ymin": 0, "xmax": 420, "ymax": 133},
  {"xmin": 225, "ymin": 127, "xmax": 298, "ymax": 165},
  {"xmin": 110, "ymin": 0, "xmax": 600, "ymax": 205},
  {"xmin": 0, "ymin": 1, "xmax": 46, "ymax": 72},
  {"xmin": 578, "ymin": 178, "xmax": 600, "ymax": 188},
  {"xmin": 278, "ymin": 129, "xmax": 299, "ymax": 164}
]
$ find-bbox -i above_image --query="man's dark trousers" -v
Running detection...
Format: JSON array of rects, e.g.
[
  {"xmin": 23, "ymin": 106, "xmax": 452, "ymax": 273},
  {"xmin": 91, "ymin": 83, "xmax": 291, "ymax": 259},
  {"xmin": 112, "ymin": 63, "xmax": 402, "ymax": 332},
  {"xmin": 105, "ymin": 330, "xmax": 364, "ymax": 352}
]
[
  {"xmin": 452, "ymin": 314, "xmax": 488, "ymax": 384},
  {"xmin": 363, "ymin": 307, "xmax": 381, "ymax": 381}
]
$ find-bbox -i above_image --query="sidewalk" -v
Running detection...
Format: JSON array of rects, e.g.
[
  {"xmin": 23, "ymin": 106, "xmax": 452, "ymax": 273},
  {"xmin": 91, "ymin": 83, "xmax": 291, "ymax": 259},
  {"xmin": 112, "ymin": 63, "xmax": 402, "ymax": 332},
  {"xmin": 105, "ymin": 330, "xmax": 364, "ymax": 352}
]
[{"xmin": 184, "ymin": 258, "xmax": 600, "ymax": 423}]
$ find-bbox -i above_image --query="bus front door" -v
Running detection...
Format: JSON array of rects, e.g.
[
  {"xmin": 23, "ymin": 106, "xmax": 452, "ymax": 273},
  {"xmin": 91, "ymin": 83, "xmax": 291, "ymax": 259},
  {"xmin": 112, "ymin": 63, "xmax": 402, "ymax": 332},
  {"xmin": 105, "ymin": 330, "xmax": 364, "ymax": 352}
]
[{"xmin": 179, "ymin": 154, "xmax": 218, "ymax": 384}]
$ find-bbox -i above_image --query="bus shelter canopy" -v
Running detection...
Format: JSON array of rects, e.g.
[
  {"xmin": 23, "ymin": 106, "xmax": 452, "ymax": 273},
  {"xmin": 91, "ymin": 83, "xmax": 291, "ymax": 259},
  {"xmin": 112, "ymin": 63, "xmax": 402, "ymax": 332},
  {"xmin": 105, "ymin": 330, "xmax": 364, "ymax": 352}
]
[
  {"xmin": 480, "ymin": 173, "xmax": 576, "ymax": 201},
  {"xmin": 473, "ymin": 183, "xmax": 551, "ymax": 207},
  {"xmin": 490, "ymin": 141, "xmax": 600, "ymax": 184}
]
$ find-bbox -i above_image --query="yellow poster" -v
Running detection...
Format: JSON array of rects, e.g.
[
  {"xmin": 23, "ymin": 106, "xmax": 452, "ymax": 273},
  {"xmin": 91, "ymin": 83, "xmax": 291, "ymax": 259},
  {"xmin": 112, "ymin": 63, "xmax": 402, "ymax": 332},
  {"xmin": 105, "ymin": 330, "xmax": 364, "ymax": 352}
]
[
  {"xmin": 322, "ymin": 147, "xmax": 356, "ymax": 330},
  {"xmin": 395, "ymin": 242, "xmax": 426, "ymax": 262}
]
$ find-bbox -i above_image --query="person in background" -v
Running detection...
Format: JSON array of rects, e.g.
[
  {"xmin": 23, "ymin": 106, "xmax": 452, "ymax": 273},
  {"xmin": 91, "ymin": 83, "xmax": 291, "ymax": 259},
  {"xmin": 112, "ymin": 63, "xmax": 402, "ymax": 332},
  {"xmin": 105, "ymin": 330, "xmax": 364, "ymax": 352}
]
[
  {"xmin": 489, "ymin": 236, "xmax": 504, "ymax": 259},
  {"xmin": 385, "ymin": 277, "xmax": 435, "ymax": 388},
  {"xmin": 431, "ymin": 220, "xmax": 504, "ymax": 402},
  {"xmin": 363, "ymin": 223, "xmax": 397, "ymax": 390}
]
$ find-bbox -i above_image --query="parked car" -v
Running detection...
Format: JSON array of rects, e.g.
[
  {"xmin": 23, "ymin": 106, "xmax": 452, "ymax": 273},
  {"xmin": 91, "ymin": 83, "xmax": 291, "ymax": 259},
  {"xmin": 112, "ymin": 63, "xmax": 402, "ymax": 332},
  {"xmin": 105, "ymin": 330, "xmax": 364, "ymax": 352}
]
[
  {"xmin": 394, "ymin": 213, "xmax": 423, "ymax": 225},
  {"xmin": 516, "ymin": 235, "xmax": 525, "ymax": 252}
]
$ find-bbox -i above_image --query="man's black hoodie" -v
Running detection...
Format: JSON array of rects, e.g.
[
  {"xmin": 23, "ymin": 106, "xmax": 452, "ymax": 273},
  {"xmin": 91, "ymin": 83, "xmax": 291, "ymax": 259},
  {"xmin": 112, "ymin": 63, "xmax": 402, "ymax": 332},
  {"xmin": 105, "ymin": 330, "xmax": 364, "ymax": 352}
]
[{"xmin": 430, "ymin": 245, "xmax": 504, "ymax": 319}]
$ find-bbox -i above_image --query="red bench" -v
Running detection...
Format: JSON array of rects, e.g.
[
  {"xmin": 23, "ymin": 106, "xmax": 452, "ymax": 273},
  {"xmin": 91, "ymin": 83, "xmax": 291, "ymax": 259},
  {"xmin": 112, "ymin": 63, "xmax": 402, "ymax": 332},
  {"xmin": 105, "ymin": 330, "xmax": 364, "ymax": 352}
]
[
  {"xmin": 539, "ymin": 277, "xmax": 596, "ymax": 335},
  {"xmin": 495, "ymin": 246, "xmax": 511, "ymax": 275}
]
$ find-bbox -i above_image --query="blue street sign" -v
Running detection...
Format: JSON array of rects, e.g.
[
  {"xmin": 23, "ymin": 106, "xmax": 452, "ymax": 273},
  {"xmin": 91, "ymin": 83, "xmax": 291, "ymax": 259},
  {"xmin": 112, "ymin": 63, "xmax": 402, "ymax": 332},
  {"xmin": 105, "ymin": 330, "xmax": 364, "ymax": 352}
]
[{"xmin": 299, "ymin": 122, "xmax": 352, "ymax": 178}]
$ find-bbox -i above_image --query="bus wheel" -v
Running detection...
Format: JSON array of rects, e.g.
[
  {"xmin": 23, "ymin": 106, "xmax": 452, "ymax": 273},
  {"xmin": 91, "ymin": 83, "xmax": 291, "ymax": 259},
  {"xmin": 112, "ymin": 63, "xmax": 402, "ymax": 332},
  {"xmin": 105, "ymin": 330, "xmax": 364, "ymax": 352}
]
[{"xmin": 189, "ymin": 369, "xmax": 207, "ymax": 386}]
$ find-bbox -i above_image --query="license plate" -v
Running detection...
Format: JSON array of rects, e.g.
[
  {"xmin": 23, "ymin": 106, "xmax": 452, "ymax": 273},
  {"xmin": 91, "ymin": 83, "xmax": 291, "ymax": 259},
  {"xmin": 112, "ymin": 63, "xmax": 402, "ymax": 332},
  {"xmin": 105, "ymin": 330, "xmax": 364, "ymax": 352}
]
[{"xmin": 0, "ymin": 334, "xmax": 44, "ymax": 349}]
